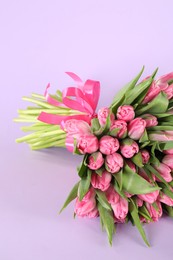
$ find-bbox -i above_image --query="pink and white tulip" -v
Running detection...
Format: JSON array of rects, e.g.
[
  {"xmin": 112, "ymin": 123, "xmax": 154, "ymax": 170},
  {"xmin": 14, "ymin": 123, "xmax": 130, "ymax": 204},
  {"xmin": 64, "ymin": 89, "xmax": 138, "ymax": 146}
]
[
  {"xmin": 91, "ymin": 170, "xmax": 112, "ymax": 191},
  {"xmin": 141, "ymin": 114, "xmax": 158, "ymax": 127},
  {"xmin": 128, "ymin": 117, "xmax": 146, "ymax": 140},
  {"xmin": 98, "ymin": 107, "xmax": 115, "ymax": 126},
  {"xmin": 153, "ymin": 163, "xmax": 173, "ymax": 182},
  {"xmin": 120, "ymin": 138, "xmax": 139, "ymax": 158},
  {"xmin": 77, "ymin": 134, "xmax": 99, "ymax": 154},
  {"xmin": 87, "ymin": 152, "xmax": 104, "ymax": 170},
  {"xmin": 75, "ymin": 188, "xmax": 99, "ymax": 218},
  {"xmin": 116, "ymin": 105, "xmax": 135, "ymax": 122},
  {"xmin": 162, "ymin": 155, "xmax": 173, "ymax": 170},
  {"xmin": 105, "ymin": 153, "xmax": 123, "ymax": 173},
  {"xmin": 110, "ymin": 120, "xmax": 127, "ymax": 138},
  {"xmin": 99, "ymin": 135, "xmax": 119, "ymax": 155}
]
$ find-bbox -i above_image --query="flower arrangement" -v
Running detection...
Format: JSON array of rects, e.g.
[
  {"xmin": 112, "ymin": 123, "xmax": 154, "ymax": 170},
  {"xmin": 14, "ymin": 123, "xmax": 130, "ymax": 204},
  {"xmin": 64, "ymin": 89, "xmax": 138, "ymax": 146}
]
[{"xmin": 15, "ymin": 68, "xmax": 173, "ymax": 246}]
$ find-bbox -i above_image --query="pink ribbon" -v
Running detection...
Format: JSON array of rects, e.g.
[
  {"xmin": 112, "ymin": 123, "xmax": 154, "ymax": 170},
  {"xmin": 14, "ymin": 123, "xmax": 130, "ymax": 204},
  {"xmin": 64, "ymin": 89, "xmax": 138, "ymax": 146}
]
[{"xmin": 38, "ymin": 72, "xmax": 100, "ymax": 125}]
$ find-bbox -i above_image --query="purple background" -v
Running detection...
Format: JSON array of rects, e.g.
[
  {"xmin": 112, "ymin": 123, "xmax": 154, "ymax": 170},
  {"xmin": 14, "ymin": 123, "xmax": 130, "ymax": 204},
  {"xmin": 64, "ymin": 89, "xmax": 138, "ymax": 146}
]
[{"xmin": 1, "ymin": 0, "xmax": 173, "ymax": 259}]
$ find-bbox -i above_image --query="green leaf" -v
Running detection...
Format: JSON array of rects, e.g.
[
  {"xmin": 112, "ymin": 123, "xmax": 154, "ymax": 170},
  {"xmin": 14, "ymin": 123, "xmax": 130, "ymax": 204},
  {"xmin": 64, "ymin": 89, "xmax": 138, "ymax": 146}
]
[
  {"xmin": 163, "ymin": 205, "xmax": 173, "ymax": 217},
  {"xmin": 96, "ymin": 190, "xmax": 112, "ymax": 211},
  {"xmin": 113, "ymin": 170, "xmax": 123, "ymax": 190},
  {"xmin": 59, "ymin": 181, "xmax": 79, "ymax": 213},
  {"xmin": 158, "ymin": 183, "xmax": 173, "ymax": 200},
  {"xmin": 149, "ymin": 125, "xmax": 173, "ymax": 131},
  {"xmin": 136, "ymin": 92, "xmax": 169, "ymax": 116},
  {"xmin": 91, "ymin": 118, "xmax": 101, "ymax": 133},
  {"xmin": 146, "ymin": 164, "xmax": 170, "ymax": 189},
  {"xmin": 139, "ymin": 129, "xmax": 149, "ymax": 143},
  {"xmin": 78, "ymin": 154, "xmax": 88, "ymax": 178},
  {"xmin": 95, "ymin": 167, "xmax": 104, "ymax": 176},
  {"xmin": 78, "ymin": 169, "xmax": 91, "ymax": 201},
  {"xmin": 111, "ymin": 66, "xmax": 145, "ymax": 113},
  {"xmin": 98, "ymin": 202, "xmax": 115, "ymax": 246},
  {"xmin": 138, "ymin": 205, "xmax": 152, "ymax": 222},
  {"xmin": 93, "ymin": 112, "xmax": 111, "ymax": 136},
  {"xmin": 129, "ymin": 198, "xmax": 150, "ymax": 247},
  {"xmin": 125, "ymin": 76, "xmax": 153, "ymax": 105},
  {"xmin": 131, "ymin": 152, "xmax": 144, "ymax": 168},
  {"xmin": 120, "ymin": 164, "xmax": 160, "ymax": 194},
  {"xmin": 113, "ymin": 180, "xmax": 128, "ymax": 199}
]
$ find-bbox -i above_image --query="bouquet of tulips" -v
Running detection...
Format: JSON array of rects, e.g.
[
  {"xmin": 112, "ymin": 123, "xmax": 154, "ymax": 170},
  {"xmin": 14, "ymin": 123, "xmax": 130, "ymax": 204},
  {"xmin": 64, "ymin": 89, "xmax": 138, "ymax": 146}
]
[{"xmin": 15, "ymin": 67, "xmax": 173, "ymax": 246}]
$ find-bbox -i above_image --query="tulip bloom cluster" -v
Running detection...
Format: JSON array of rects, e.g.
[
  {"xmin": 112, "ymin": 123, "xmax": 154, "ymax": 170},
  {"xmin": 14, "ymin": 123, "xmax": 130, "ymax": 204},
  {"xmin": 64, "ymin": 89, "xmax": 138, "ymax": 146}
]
[{"xmin": 16, "ymin": 68, "xmax": 173, "ymax": 246}]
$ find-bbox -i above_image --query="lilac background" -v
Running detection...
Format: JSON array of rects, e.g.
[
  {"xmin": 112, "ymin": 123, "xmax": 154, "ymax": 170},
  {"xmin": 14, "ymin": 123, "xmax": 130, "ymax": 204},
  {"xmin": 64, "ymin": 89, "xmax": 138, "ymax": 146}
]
[{"xmin": 1, "ymin": 0, "xmax": 173, "ymax": 259}]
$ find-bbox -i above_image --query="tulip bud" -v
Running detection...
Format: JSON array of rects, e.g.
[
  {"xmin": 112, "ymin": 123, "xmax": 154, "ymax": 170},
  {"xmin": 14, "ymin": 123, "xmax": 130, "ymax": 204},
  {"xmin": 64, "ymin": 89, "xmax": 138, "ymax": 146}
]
[
  {"xmin": 77, "ymin": 134, "xmax": 99, "ymax": 154},
  {"xmin": 116, "ymin": 105, "xmax": 135, "ymax": 122},
  {"xmin": 120, "ymin": 138, "xmax": 139, "ymax": 158},
  {"xmin": 91, "ymin": 170, "xmax": 112, "ymax": 191},
  {"xmin": 109, "ymin": 120, "xmax": 127, "ymax": 138},
  {"xmin": 145, "ymin": 201, "xmax": 163, "ymax": 222},
  {"xmin": 141, "ymin": 149, "xmax": 150, "ymax": 164},
  {"xmin": 99, "ymin": 135, "xmax": 119, "ymax": 155},
  {"xmin": 128, "ymin": 117, "xmax": 146, "ymax": 140},
  {"xmin": 87, "ymin": 152, "xmax": 104, "ymax": 170},
  {"xmin": 105, "ymin": 153, "xmax": 123, "ymax": 173},
  {"xmin": 162, "ymin": 155, "xmax": 173, "ymax": 170},
  {"xmin": 98, "ymin": 107, "xmax": 115, "ymax": 126},
  {"xmin": 153, "ymin": 163, "xmax": 173, "ymax": 182},
  {"xmin": 141, "ymin": 114, "xmax": 158, "ymax": 127}
]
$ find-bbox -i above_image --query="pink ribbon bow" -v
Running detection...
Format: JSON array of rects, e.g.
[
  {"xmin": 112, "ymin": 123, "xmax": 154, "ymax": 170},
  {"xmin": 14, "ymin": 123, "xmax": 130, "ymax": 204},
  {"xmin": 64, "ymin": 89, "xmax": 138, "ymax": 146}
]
[{"xmin": 38, "ymin": 72, "xmax": 100, "ymax": 125}]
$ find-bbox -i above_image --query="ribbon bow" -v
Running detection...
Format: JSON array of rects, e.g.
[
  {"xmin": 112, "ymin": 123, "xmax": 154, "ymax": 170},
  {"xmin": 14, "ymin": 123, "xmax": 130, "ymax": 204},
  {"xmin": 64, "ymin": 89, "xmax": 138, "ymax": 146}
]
[{"xmin": 38, "ymin": 72, "xmax": 100, "ymax": 125}]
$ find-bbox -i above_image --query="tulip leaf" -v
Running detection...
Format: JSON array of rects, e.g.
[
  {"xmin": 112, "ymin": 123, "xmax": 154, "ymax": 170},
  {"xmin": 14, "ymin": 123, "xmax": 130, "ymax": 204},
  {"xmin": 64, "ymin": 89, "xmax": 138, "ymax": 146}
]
[
  {"xmin": 126, "ymin": 76, "xmax": 153, "ymax": 105},
  {"xmin": 149, "ymin": 125, "xmax": 173, "ymax": 131},
  {"xmin": 59, "ymin": 181, "xmax": 79, "ymax": 213},
  {"xmin": 93, "ymin": 113, "xmax": 111, "ymax": 136},
  {"xmin": 129, "ymin": 198, "xmax": 150, "ymax": 247},
  {"xmin": 78, "ymin": 169, "xmax": 91, "ymax": 201},
  {"xmin": 131, "ymin": 152, "xmax": 144, "ymax": 168},
  {"xmin": 158, "ymin": 183, "xmax": 173, "ymax": 200},
  {"xmin": 98, "ymin": 202, "xmax": 115, "ymax": 246},
  {"xmin": 138, "ymin": 205, "xmax": 152, "ymax": 222},
  {"xmin": 156, "ymin": 141, "xmax": 173, "ymax": 151},
  {"xmin": 136, "ymin": 92, "xmax": 169, "ymax": 116},
  {"xmin": 78, "ymin": 154, "xmax": 88, "ymax": 177},
  {"xmin": 96, "ymin": 190, "xmax": 112, "ymax": 211},
  {"xmin": 95, "ymin": 167, "xmax": 104, "ymax": 176},
  {"xmin": 163, "ymin": 205, "xmax": 173, "ymax": 217},
  {"xmin": 139, "ymin": 129, "xmax": 149, "ymax": 143},
  {"xmin": 113, "ymin": 180, "xmax": 128, "ymax": 199},
  {"xmin": 120, "ymin": 164, "xmax": 160, "ymax": 194},
  {"xmin": 91, "ymin": 118, "xmax": 101, "ymax": 133},
  {"xmin": 113, "ymin": 170, "xmax": 123, "ymax": 190},
  {"xmin": 111, "ymin": 66, "xmax": 144, "ymax": 113}
]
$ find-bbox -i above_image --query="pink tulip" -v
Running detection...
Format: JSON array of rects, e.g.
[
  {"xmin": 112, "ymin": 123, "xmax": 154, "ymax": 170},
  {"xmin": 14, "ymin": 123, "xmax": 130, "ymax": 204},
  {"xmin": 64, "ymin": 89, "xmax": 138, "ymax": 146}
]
[
  {"xmin": 87, "ymin": 152, "xmax": 104, "ymax": 170},
  {"xmin": 99, "ymin": 135, "xmax": 119, "ymax": 155},
  {"xmin": 77, "ymin": 134, "xmax": 99, "ymax": 154},
  {"xmin": 163, "ymin": 148, "xmax": 173, "ymax": 155},
  {"xmin": 105, "ymin": 153, "xmax": 123, "ymax": 173},
  {"xmin": 149, "ymin": 131, "xmax": 173, "ymax": 141},
  {"xmin": 105, "ymin": 185, "xmax": 120, "ymax": 204},
  {"xmin": 98, "ymin": 107, "xmax": 115, "ymax": 126},
  {"xmin": 138, "ymin": 190, "xmax": 159, "ymax": 204},
  {"xmin": 141, "ymin": 114, "xmax": 158, "ymax": 127},
  {"xmin": 75, "ymin": 188, "xmax": 99, "ymax": 218},
  {"xmin": 110, "ymin": 120, "xmax": 127, "ymax": 138},
  {"xmin": 116, "ymin": 105, "xmax": 135, "ymax": 122},
  {"xmin": 126, "ymin": 160, "xmax": 136, "ymax": 172},
  {"xmin": 136, "ymin": 197, "xmax": 143, "ymax": 207},
  {"xmin": 61, "ymin": 119, "xmax": 91, "ymax": 135},
  {"xmin": 158, "ymin": 191, "xmax": 173, "ymax": 206},
  {"xmin": 120, "ymin": 138, "xmax": 139, "ymax": 158},
  {"xmin": 162, "ymin": 155, "xmax": 173, "ymax": 170},
  {"xmin": 141, "ymin": 149, "xmax": 150, "ymax": 164},
  {"xmin": 128, "ymin": 117, "xmax": 146, "ymax": 140},
  {"xmin": 112, "ymin": 197, "xmax": 128, "ymax": 223},
  {"xmin": 91, "ymin": 170, "xmax": 112, "ymax": 191},
  {"xmin": 143, "ymin": 72, "xmax": 173, "ymax": 104},
  {"xmin": 145, "ymin": 201, "xmax": 163, "ymax": 222},
  {"xmin": 153, "ymin": 163, "xmax": 173, "ymax": 182}
]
